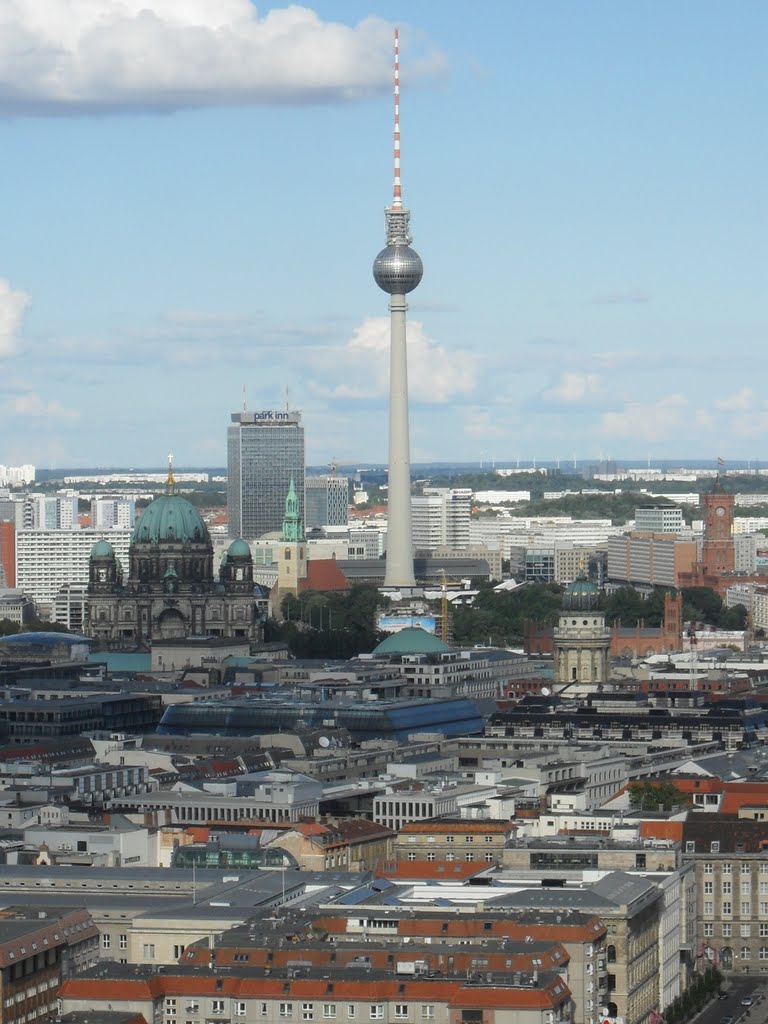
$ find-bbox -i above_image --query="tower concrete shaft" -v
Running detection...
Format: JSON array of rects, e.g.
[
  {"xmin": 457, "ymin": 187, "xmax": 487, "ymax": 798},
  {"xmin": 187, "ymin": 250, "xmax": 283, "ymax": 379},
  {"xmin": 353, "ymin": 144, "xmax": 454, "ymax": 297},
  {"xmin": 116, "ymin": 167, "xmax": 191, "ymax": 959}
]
[{"xmin": 385, "ymin": 292, "xmax": 415, "ymax": 587}]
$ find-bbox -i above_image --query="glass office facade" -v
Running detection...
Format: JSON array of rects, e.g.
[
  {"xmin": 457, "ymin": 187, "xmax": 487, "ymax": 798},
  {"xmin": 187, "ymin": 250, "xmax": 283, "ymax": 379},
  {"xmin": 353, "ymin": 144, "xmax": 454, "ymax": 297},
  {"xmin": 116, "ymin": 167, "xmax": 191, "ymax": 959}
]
[
  {"xmin": 227, "ymin": 411, "xmax": 305, "ymax": 540},
  {"xmin": 158, "ymin": 696, "xmax": 484, "ymax": 741}
]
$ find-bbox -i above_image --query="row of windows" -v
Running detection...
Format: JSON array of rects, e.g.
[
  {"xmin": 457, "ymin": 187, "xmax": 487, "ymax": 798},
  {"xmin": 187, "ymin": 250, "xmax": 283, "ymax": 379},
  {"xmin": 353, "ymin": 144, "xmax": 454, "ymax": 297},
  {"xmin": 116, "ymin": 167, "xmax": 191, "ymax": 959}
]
[
  {"xmin": 182, "ymin": 1004, "xmax": 438, "ymax": 1021},
  {"xmin": 703, "ymin": 862, "xmax": 768, "ymax": 874},
  {"xmin": 405, "ymin": 852, "xmax": 495, "ymax": 863},
  {"xmin": 276, "ymin": 1006, "xmax": 435, "ymax": 1020},
  {"xmin": 702, "ymin": 901, "xmax": 768, "ymax": 916},
  {"xmin": 704, "ymin": 923, "xmax": 768, "ymax": 937}
]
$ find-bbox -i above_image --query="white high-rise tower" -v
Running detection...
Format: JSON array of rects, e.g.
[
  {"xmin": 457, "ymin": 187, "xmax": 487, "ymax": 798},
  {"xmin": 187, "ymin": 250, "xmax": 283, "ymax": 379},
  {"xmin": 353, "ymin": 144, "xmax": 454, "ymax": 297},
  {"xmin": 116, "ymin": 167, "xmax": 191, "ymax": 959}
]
[{"xmin": 373, "ymin": 28, "xmax": 423, "ymax": 589}]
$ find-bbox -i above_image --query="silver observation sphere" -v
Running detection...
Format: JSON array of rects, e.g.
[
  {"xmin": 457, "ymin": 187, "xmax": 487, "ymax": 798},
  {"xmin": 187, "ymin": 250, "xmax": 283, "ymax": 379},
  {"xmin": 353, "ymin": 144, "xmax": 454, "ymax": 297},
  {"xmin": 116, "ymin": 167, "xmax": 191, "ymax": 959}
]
[{"xmin": 373, "ymin": 244, "xmax": 423, "ymax": 294}]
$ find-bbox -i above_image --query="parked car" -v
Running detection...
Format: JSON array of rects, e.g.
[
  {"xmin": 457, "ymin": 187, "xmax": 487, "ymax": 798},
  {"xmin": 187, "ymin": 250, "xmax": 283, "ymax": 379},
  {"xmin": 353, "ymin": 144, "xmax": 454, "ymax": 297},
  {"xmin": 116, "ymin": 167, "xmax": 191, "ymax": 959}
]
[{"xmin": 741, "ymin": 998, "xmax": 754, "ymax": 1007}]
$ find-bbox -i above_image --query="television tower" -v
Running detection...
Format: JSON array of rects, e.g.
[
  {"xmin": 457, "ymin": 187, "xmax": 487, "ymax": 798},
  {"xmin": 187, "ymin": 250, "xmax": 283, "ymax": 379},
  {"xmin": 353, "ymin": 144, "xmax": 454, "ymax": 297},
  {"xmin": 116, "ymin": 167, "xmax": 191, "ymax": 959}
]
[{"xmin": 373, "ymin": 27, "xmax": 423, "ymax": 589}]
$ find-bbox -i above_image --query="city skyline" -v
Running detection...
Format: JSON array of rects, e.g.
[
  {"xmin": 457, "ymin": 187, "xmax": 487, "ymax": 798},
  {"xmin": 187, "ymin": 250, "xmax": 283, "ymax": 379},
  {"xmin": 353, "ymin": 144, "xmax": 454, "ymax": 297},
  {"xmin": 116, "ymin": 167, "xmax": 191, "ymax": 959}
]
[{"xmin": 2, "ymin": 1, "xmax": 768, "ymax": 467}]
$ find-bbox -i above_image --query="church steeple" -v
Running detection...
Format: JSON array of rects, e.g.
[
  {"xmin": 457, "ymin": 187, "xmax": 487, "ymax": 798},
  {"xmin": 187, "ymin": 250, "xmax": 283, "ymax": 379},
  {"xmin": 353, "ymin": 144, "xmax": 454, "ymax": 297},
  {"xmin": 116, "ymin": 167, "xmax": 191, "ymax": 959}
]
[{"xmin": 281, "ymin": 478, "xmax": 304, "ymax": 542}]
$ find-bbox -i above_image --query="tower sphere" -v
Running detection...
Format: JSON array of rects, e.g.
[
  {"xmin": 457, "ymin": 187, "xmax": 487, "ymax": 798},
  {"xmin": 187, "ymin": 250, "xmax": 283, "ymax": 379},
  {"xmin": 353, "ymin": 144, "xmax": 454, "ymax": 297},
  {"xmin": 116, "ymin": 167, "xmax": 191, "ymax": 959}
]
[{"xmin": 373, "ymin": 244, "xmax": 423, "ymax": 294}]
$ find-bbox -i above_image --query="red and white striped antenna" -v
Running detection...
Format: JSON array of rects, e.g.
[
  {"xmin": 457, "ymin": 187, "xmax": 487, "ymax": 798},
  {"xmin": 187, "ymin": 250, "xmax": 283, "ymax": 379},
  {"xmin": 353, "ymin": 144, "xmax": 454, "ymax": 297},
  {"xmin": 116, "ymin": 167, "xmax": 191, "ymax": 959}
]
[{"xmin": 392, "ymin": 27, "xmax": 402, "ymax": 209}]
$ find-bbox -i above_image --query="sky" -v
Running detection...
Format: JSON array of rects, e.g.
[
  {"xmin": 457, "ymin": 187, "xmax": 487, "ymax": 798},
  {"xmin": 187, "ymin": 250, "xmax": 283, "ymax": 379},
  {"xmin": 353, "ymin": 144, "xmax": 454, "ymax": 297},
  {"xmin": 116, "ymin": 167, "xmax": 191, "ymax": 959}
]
[{"xmin": 2, "ymin": 1, "xmax": 768, "ymax": 468}]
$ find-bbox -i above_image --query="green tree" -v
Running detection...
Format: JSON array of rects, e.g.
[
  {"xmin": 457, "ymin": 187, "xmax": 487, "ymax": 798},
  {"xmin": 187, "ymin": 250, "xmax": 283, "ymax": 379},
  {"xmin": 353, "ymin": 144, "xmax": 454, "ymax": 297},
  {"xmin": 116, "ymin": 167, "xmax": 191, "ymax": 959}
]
[
  {"xmin": 681, "ymin": 587, "xmax": 722, "ymax": 626},
  {"xmin": 628, "ymin": 780, "xmax": 688, "ymax": 812},
  {"xmin": 719, "ymin": 603, "xmax": 747, "ymax": 630},
  {"xmin": 603, "ymin": 586, "xmax": 646, "ymax": 627}
]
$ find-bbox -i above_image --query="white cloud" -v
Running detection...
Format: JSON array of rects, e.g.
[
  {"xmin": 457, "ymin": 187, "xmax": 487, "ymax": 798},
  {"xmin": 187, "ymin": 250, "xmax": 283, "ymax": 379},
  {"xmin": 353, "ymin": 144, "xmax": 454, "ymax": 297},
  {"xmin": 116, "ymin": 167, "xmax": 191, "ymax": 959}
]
[
  {"xmin": 544, "ymin": 371, "xmax": 601, "ymax": 403},
  {"xmin": 0, "ymin": 278, "xmax": 30, "ymax": 357},
  {"xmin": 729, "ymin": 410, "xmax": 768, "ymax": 438},
  {"xmin": 600, "ymin": 394, "xmax": 688, "ymax": 442},
  {"xmin": 715, "ymin": 387, "xmax": 755, "ymax": 412},
  {"xmin": 0, "ymin": 2, "xmax": 444, "ymax": 113},
  {"xmin": 313, "ymin": 316, "xmax": 477, "ymax": 404},
  {"xmin": 463, "ymin": 408, "xmax": 508, "ymax": 440},
  {"xmin": 12, "ymin": 393, "xmax": 79, "ymax": 422}
]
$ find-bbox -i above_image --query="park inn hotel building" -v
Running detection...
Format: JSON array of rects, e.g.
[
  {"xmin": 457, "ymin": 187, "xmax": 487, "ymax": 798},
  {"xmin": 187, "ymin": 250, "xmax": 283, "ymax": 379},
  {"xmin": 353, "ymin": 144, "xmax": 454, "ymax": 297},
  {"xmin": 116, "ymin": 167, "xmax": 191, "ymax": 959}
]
[{"xmin": 227, "ymin": 410, "xmax": 305, "ymax": 540}]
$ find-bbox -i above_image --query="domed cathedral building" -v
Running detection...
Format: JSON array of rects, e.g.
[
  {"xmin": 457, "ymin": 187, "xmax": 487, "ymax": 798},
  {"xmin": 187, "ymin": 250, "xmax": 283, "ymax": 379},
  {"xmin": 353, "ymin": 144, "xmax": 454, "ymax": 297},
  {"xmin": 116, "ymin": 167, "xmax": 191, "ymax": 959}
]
[
  {"xmin": 87, "ymin": 462, "xmax": 259, "ymax": 644},
  {"xmin": 553, "ymin": 575, "xmax": 611, "ymax": 689}
]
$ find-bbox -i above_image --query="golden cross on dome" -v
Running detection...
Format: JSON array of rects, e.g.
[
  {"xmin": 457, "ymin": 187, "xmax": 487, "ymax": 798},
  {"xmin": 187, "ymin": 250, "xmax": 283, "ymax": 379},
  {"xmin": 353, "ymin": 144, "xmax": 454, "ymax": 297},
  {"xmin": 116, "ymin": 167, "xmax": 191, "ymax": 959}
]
[{"xmin": 166, "ymin": 452, "xmax": 175, "ymax": 494}]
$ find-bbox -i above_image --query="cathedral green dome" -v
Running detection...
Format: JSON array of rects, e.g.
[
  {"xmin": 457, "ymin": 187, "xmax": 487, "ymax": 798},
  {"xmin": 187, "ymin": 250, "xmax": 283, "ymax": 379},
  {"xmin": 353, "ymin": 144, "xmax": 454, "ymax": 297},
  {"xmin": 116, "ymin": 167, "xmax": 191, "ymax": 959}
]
[
  {"xmin": 90, "ymin": 539, "xmax": 115, "ymax": 558},
  {"xmin": 227, "ymin": 538, "xmax": 251, "ymax": 558},
  {"xmin": 562, "ymin": 576, "xmax": 599, "ymax": 612},
  {"xmin": 132, "ymin": 495, "xmax": 209, "ymax": 545}
]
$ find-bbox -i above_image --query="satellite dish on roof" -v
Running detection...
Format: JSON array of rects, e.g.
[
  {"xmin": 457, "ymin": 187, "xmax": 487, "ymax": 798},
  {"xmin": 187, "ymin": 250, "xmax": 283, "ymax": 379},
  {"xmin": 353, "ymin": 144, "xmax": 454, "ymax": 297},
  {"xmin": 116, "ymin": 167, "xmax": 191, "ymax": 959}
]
[
  {"xmin": 541, "ymin": 687, "xmax": 551, "ymax": 696},
  {"xmin": 318, "ymin": 736, "xmax": 331, "ymax": 748}
]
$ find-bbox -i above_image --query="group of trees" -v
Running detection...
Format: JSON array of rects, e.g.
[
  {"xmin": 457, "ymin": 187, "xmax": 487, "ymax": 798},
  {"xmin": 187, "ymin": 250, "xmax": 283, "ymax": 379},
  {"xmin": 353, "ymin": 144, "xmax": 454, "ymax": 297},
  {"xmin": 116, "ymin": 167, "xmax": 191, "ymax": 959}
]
[
  {"xmin": 450, "ymin": 583, "xmax": 562, "ymax": 647},
  {"xmin": 604, "ymin": 586, "xmax": 747, "ymax": 631},
  {"xmin": 265, "ymin": 585, "xmax": 389, "ymax": 658},
  {"xmin": 664, "ymin": 967, "xmax": 723, "ymax": 1024},
  {"xmin": 0, "ymin": 618, "xmax": 69, "ymax": 637},
  {"xmin": 627, "ymin": 780, "xmax": 688, "ymax": 811}
]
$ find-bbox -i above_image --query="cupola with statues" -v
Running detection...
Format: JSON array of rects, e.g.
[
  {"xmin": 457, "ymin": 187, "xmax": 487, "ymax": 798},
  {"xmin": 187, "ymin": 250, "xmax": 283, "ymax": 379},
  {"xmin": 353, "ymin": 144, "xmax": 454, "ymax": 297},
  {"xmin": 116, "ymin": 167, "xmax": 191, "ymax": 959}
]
[{"xmin": 552, "ymin": 563, "xmax": 610, "ymax": 689}]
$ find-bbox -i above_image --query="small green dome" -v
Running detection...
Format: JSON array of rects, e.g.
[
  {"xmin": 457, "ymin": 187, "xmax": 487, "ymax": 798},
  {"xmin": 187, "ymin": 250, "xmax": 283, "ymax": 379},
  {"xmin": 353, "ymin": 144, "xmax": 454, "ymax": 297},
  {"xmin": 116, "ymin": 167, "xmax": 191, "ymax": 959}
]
[
  {"xmin": 91, "ymin": 539, "xmax": 115, "ymax": 558},
  {"xmin": 563, "ymin": 576, "xmax": 599, "ymax": 612},
  {"xmin": 132, "ymin": 495, "xmax": 208, "ymax": 545},
  {"xmin": 227, "ymin": 538, "xmax": 251, "ymax": 558},
  {"xmin": 372, "ymin": 627, "xmax": 451, "ymax": 656}
]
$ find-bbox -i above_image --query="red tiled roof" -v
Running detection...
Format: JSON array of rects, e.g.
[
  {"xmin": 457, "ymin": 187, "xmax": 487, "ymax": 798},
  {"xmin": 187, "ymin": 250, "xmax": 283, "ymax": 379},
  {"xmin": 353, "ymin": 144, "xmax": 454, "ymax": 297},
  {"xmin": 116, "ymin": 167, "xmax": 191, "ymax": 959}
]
[
  {"xmin": 299, "ymin": 559, "xmax": 350, "ymax": 592},
  {"xmin": 720, "ymin": 783, "xmax": 768, "ymax": 814},
  {"xmin": 184, "ymin": 827, "xmax": 210, "ymax": 842},
  {"xmin": 399, "ymin": 821, "xmax": 512, "ymax": 834},
  {"xmin": 60, "ymin": 975, "xmax": 567, "ymax": 1010}
]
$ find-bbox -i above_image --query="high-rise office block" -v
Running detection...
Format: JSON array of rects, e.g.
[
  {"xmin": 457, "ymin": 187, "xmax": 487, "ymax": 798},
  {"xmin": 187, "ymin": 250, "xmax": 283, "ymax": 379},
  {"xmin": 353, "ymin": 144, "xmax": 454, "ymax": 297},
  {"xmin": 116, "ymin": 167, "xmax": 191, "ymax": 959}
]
[
  {"xmin": 93, "ymin": 498, "xmax": 136, "ymax": 529},
  {"xmin": 373, "ymin": 29, "xmax": 422, "ymax": 588},
  {"xmin": 305, "ymin": 475, "xmax": 349, "ymax": 529},
  {"xmin": 411, "ymin": 488, "xmax": 471, "ymax": 552},
  {"xmin": 22, "ymin": 493, "xmax": 78, "ymax": 530},
  {"xmin": 227, "ymin": 410, "xmax": 305, "ymax": 540}
]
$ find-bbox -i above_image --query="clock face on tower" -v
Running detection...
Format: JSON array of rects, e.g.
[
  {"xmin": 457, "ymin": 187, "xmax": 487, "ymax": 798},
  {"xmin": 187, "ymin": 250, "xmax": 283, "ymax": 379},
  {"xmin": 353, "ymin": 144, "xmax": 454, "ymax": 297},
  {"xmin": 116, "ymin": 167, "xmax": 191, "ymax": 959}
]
[{"xmin": 715, "ymin": 506, "xmax": 725, "ymax": 517}]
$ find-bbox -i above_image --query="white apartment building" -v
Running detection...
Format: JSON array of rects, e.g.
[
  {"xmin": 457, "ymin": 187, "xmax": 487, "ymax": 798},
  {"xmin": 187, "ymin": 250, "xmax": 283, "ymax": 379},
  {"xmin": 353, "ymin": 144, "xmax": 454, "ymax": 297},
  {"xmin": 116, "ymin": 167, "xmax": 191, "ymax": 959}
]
[
  {"xmin": 93, "ymin": 497, "xmax": 136, "ymax": 529},
  {"xmin": 411, "ymin": 488, "xmax": 471, "ymax": 551},
  {"xmin": 0, "ymin": 464, "xmax": 35, "ymax": 486},
  {"xmin": 471, "ymin": 516, "xmax": 621, "ymax": 559},
  {"xmin": 751, "ymin": 588, "xmax": 768, "ymax": 632},
  {"xmin": 473, "ymin": 489, "xmax": 531, "ymax": 504},
  {"xmin": 16, "ymin": 527, "xmax": 132, "ymax": 612},
  {"xmin": 634, "ymin": 505, "xmax": 684, "ymax": 533},
  {"xmin": 22, "ymin": 492, "xmax": 79, "ymax": 529},
  {"xmin": 725, "ymin": 582, "xmax": 756, "ymax": 612},
  {"xmin": 52, "ymin": 582, "xmax": 90, "ymax": 632}
]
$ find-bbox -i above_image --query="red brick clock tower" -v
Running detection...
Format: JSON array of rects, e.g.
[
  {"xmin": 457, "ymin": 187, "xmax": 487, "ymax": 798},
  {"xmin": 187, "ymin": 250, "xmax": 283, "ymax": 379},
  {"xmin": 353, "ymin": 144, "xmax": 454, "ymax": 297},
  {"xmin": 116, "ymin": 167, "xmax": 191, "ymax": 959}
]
[{"xmin": 701, "ymin": 482, "xmax": 735, "ymax": 574}]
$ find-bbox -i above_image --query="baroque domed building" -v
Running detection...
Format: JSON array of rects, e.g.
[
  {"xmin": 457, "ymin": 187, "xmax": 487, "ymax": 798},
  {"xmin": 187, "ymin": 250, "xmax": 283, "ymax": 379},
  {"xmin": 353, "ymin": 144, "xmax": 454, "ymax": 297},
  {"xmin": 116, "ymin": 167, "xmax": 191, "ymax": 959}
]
[
  {"xmin": 552, "ymin": 573, "xmax": 610, "ymax": 688},
  {"xmin": 87, "ymin": 467, "xmax": 259, "ymax": 644}
]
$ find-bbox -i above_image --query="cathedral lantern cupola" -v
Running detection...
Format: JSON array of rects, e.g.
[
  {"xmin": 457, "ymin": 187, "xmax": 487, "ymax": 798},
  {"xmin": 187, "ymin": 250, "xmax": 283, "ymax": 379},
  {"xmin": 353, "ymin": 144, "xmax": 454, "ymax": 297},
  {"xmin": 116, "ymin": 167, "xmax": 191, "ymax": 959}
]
[
  {"xmin": 221, "ymin": 538, "xmax": 254, "ymax": 590},
  {"xmin": 89, "ymin": 539, "xmax": 121, "ymax": 589}
]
